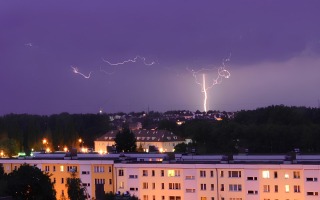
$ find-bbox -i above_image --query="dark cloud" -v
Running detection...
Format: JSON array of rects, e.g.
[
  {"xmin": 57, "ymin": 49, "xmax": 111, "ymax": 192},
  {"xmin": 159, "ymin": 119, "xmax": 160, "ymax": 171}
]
[{"xmin": 1, "ymin": 0, "xmax": 320, "ymax": 114}]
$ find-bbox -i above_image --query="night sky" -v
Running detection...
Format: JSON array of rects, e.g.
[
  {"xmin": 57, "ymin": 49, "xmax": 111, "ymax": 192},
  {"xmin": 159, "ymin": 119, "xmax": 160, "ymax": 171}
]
[{"xmin": 1, "ymin": 1, "xmax": 320, "ymax": 115}]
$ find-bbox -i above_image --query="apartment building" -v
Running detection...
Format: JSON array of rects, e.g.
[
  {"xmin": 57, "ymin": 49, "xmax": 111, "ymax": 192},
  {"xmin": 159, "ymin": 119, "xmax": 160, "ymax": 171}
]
[{"xmin": 2, "ymin": 153, "xmax": 320, "ymax": 200}]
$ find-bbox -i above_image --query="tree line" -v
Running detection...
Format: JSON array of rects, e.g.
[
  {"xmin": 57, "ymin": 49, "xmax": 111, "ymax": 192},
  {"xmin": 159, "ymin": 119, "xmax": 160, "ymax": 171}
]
[
  {"xmin": 1, "ymin": 106, "xmax": 320, "ymax": 156},
  {"xmin": 0, "ymin": 113, "xmax": 110, "ymax": 156},
  {"xmin": 173, "ymin": 105, "xmax": 320, "ymax": 154}
]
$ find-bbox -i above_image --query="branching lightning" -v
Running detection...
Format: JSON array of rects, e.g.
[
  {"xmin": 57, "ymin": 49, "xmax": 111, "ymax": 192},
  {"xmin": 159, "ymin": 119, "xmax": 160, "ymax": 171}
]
[
  {"xmin": 71, "ymin": 56, "xmax": 155, "ymax": 80},
  {"xmin": 102, "ymin": 55, "xmax": 155, "ymax": 66},
  {"xmin": 188, "ymin": 57, "xmax": 231, "ymax": 112},
  {"xmin": 71, "ymin": 66, "xmax": 92, "ymax": 79}
]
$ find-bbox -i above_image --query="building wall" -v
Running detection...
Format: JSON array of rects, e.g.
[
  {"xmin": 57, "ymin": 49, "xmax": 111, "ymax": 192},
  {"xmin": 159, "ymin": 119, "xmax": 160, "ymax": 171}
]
[
  {"xmin": 4, "ymin": 157, "xmax": 320, "ymax": 200},
  {"xmin": 95, "ymin": 140, "xmax": 183, "ymax": 153},
  {"xmin": 1, "ymin": 159, "xmax": 113, "ymax": 200}
]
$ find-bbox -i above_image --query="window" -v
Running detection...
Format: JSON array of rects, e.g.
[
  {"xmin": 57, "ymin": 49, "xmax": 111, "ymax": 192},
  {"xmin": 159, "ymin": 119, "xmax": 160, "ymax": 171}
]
[
  {"xmin": 169, "ymin": 196, "xmax": 181, "ymax": 200},
  {"xmin": 119, "ymin": 182, "xmax": 124, "ymax": 189},
  {"xmin": 143, "ymin": 170, "xmax": 148, "ymax": 176},
  {"xmin": 61, "ymin": 178, "xmax": 64, "ymax": 184},
  {"xmin": 284, "ymin": 173, "xmax": 289, "ymax": 179},
  {"xmin": 82, "ymin": 171, "xmax": 90, "ymax": 175},
  {"xmin": 220, "ymin": 171, "xmax": 224, "ymax": 177},
  {"xmin": 293, "ymin": 171, "xmax": 300, "ymax": 179},
  {"xmin": 95, "ymin": 179, "xmax": 105, "ymax": 184},
  {"xmin": 60, "ymin": 165, "xmax": 64, "ymax": 172},
  {"xmin": 306, "ymin": 177, "xmax": 318, "ymax": 182},
  {"xmin": 248, "ymin": 190, "xmax": 258, "ymax": 194},
  {"xmin": 263, "ymin": 185, "xmax": 270, "ymax": 192},
  {"xmin": 186, "ymin": 189, "xmax": 195, "ymax": 193},
  {"xmin": 82, "ymin": 183, "xmax": 90, "ymax": 187},
  {"xmin": 229, "ymin": 184, "xmax": 242, "ymax": 192},
  {"xmin": 247, "ymin": 176, "xmax": 257, "ymax": 181},
  {"xmin": 109, "ymin": 179, "xmax": 112, "ymax": 185},
  {"xmin": 161, "ymin": 170, "xmax": 164, "ymax": 177},
  {"xmin": 228, "ymin": 171, "xmax": 241, "ymax": 178},
  {"xmin": 143, "ymin": 195, "xmax": 149, "ymax": 200},
  {"xmin": 162, "ymin": 196, "xmax": 165, "ymax": 200},
  {"xmin": 94, "ymin": 166, "xmax": 104, "ymax": 173},
  {"xmin": 210, "ymin": 170, "xmax": 214, "ymax": 177},
  {"xmin": 186, "ymin": 175, "xmax": 195, "ymax": 180},
  {"xmin": 152, "ymin": 170, "xmax": 155, "ymax": 176},
  {"xmin": 67, "ymin": 166, "xmax": 77, "ymax": 172},
  {"xmin": 200, "ymin": 170, "xmax": 206, "ymax": 177},
  {"xmin": 307, "ymin": 192, "xmax": 319, "ymax": 196},
  {"xmin": 200, "ymin": 184, "xmax": 206, "ymax": 190},
  {"xmin": 45, "ymin": 166, "xmax": 50, "ymax": 172},
  {"xmin": 152, "ymin": 183, "xmax": 155, "ymax": 189},
  {"xmin": 108, "ymin": 166, "xmax": 112, "ymax": 172},
  {"xmin": 53, "ymin": 166, "xmax": 56, "ymax": 172},
  {"xmin": 168, "ymin": 170, "xmax": 180, "ymax": 177},
  {"xmin": 129, "ymin": 175, "xmax": 138, "ymax": 179},
  {"xmin": 294, "ymin": 185, "xmax": 300, "ymax": 193},
  {"xmin": 61, "ymin": 190, "xmax": 64, "ymax": 197},
  {"xmin": 162, "ymin": 183, "xmax": 164, "ymax": 189},
  {"xmin": 143, "ymin": 182, "xmax": 148, "ymax": 189},
  {"xmin": 274, "ymin": 185, "xmax": 278, "ymax": 193},
  {"xmin": 285, "ymin": 185, "xmax": 289, "ymax": 193},
  {"xmin": 211, "ymin": 184, "xmax": 214, "ymax": 191},
  {"xmin": 169, "ymin": 183, "xmax": 181, "ymax": 190},
  {"xmin": 262, "ymin": 171, "xmax": 270, "ymax": 178},
  {"xmin": 274, "ymin": 171, "xmax": 278, "ymax": 178},
  {"xmin": 119, "ymin": 169, "xmax": 124, "ymax": 176},
  {"xmin": 53, "ymin": 178, "xmax": 56, "ymax": 183},
  {"xmin": 220, "ymin": 184, "xmax": 224, "ymax": 191}
]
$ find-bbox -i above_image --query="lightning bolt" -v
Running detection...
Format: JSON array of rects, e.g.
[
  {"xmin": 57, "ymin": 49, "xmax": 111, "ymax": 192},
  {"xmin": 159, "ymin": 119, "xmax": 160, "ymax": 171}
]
[
  {"xmin": 71, "ymin": 66, "xmax": 92, "ymax": 79},
  {"xmin": 202, "ymin": 74, "xmax": 208, "ymax": 112},
  {"xmin": 102, "ymin": 55, "xmax": 155, "ymax": 66},
  {"xmin": 188, "ymin": 56, "xmax": 231, "ymax": 112}
]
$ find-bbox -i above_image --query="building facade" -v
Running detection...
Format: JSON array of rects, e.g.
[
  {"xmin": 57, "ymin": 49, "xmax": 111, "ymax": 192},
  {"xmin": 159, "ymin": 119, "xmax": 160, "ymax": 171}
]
[
  {"xmin": 94, "ymin": 129, "xmax": 185, "ymax": 153},
  {"xmin": 2, "ymin": 153, "xmax": 320, "ymax": 200}
]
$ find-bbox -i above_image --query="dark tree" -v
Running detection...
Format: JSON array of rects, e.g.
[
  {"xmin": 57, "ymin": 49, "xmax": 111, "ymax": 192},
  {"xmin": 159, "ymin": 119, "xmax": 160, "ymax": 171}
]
[
  {"xmin": 115, "ymin": 126, "xmax": 137, "ymax": 152},
  {"xmin": 174, "ymin": 143, "xmax": 187, "ymax": 153},
  {"xmin": 0, "ymin": 164, "xmax": 7, "ymax": 197},
  {"xmin": 6, "ymin": 164, "xmax": 56, "ymax": 200},
  {"xmin": 66, "ymin": 171, "xmax": 87, "ymax": 200}
]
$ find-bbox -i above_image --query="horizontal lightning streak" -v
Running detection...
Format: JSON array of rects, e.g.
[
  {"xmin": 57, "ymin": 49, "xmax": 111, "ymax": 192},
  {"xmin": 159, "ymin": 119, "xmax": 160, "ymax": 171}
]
[{"xmin": 102, "ymin": 55, "xmax": 155, "ymax": 66}]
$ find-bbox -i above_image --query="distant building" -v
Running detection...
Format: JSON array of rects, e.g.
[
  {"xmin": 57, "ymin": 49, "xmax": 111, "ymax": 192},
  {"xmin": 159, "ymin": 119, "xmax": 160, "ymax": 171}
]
[{"xmin": 94, "ymin": 129, "xmax": 185, "ymax": 153}]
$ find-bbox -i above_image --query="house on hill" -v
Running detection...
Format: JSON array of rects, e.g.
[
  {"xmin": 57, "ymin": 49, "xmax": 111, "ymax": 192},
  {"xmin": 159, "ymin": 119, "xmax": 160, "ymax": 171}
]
[{"xmin": 94, "ymin": 129, "xmax": 185, "ymax": 153}]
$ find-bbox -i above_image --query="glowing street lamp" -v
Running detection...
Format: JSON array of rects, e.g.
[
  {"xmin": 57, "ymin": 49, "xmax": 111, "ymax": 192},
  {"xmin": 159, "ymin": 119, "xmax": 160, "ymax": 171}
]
[{"xmin": 42, "ymin": 138, "xmax": 47, "ymax": 145}]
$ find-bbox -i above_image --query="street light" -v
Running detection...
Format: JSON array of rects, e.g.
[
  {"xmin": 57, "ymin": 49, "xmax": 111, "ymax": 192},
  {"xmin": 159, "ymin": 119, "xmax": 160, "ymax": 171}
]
[{"xmin": 42, "ymin": 138, "xmax": 47, "ymax": 145}]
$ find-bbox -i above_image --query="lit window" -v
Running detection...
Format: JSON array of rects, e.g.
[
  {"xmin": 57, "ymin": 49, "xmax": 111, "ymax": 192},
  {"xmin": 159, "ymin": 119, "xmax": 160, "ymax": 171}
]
[
  {"xmin": 285, "ymin": 185, "xmax": 289, "ymax": 193},
  {"xmin": 60, "ymin": 165, "xmax": 64, "ymax": 172},
  {"xmin": 262, "ymin": 171, "xmax": 270, "ymax": 178},
  {"xmin": 284, "ymin": 173, "xmax": 289, "ymax": 179}
]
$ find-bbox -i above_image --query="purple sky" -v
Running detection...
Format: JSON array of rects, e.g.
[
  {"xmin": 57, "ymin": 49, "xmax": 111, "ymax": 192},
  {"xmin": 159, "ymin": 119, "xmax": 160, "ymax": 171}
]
[{"xmin": 1, "ymin": 1, "xmax": 320, "ymax": 115}]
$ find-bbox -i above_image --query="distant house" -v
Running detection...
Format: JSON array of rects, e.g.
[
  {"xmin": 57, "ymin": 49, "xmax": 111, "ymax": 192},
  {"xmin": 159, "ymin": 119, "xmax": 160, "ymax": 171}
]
[{"xmin": 94, "ymin": 129, "xmax": 185, "ymax": 153}]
